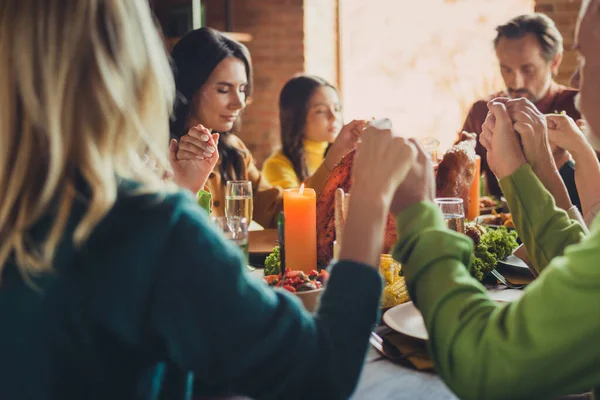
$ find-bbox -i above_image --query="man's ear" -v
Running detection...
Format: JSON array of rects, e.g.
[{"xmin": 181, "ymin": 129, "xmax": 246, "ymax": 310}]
[{"xmin": 551, "ymin": 52, "xmax": 563, "ymax": 77}]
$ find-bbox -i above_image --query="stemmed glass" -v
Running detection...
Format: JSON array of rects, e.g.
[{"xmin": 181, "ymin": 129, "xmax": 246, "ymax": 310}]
[{"xmin": 225, "ymin": 180, "xmax": 253, "ymax": 223}]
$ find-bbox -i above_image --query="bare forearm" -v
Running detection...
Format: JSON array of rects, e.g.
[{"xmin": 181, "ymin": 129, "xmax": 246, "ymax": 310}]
[
  {"xmin": 573, "ymin": 148, "xmax": 600, "ymax": 216},
  {"xmin": 534, "ymin": 166, "xmax": 573, "ymax": 212},
  {"xmin": 173, "ymin": 176, "xmax": 206, "ymax": 194},
  {"xmin": 339, "ymin": 193, "xmax": 388, "ymax": 268}
]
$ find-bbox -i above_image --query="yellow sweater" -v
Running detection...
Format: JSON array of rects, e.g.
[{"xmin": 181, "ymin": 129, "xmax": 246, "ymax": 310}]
[{"xmin": 262, "ymin": 140, "xmax": 329, "ymax": 189}]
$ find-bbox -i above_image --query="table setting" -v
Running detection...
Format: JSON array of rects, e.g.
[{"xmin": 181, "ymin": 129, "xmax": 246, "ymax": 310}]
[{"xmin": 215, "ymin": 131, "xmax": 550, "ymax": 399}]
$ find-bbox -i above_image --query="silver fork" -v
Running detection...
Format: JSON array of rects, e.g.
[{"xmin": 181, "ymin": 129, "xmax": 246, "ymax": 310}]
[{"xmin": 490, "ymin": 269, "xmax": 526, "ymax": 289}]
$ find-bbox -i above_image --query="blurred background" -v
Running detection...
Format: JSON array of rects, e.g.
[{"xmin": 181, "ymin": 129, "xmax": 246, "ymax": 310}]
[{"xmin": 151, "ymin": 0, "xmax": 582, "ymax": 166}]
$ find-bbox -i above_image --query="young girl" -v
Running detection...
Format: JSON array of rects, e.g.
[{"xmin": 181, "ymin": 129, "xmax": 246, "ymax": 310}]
[
  {"xmin": 0, "ymin": 1, "xmax": 418, "ymax": 399},
  {"xmin": 262, "ymin": 75, "xmax": 366, "ymax": 189},
  {"xmin": 170, "ymin": 29, "xmax": 361, "ymax": 227}
]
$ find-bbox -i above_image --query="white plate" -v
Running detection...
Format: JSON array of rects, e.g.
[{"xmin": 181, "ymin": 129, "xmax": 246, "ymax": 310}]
[
  {"xmin": 383, "ymin": 289, "xmax": 524, "ymax": 341},
  {"xmin": 383, "ymin": 301, "xmax": 428, "ymax": 340}
]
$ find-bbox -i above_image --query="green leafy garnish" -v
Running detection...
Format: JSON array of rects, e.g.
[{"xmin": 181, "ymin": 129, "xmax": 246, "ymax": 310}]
[
  {"xmin": 264, "ymin": 246, "xmax": 281, "ymax": 276},
  {"xmin": 469, "ymin": 227, "xmax": 519, "ymax": 281}
]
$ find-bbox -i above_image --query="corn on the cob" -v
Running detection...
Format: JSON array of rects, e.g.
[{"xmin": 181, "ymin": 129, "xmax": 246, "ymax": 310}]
[
  {"xmin": 379, "ymin": 254, "xmax": 410, "ymax": 308},
  {"xmin": 381, "ymin": 276, "xmax": 410, "ymax": 309},
  {"xmin": 379, "ymin": 254, "xmax": 402, "ymax": 285}
]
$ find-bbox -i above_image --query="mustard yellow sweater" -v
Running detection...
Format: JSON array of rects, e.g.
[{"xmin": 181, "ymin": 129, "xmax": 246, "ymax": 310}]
[{"xmin": 262, "ymin": 140, "xmax": 329, "ymax": 189}]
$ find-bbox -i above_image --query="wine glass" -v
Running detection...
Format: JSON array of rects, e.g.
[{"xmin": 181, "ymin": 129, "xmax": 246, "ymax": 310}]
[
  {"xmin": 225, "ymin": 180, "xmax": 253, "ymax": 223},
  {"xmin": 435, "ymin": 198, "xmax": 465, "ymax": 233},
  {"xmin": 210, "ymin": 216, "xmax": 249, "ymax": 262}
]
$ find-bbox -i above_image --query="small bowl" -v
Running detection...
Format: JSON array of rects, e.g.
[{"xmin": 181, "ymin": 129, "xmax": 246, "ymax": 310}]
[{"xmin": 294, "ymin": 288, "xmax": 324, "ymax": 312}]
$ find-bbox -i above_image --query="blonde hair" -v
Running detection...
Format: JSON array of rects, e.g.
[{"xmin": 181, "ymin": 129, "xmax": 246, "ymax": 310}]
[{"xmin": 0, "ymin": 0, "xmax": 175, "ymax": 281}]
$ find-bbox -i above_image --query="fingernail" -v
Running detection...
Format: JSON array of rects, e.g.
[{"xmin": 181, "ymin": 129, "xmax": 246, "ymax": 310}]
[
  {"xmin": 206, "ymin": 146, "xmax": 215, "ymax": 153},
  {"xmin": 196, "ymin": 155, "xmax": 205, "ymax": 160},
  {"xmin": 200, "ymin": 134, "xmax": 209, "ymax": 141},
  {"xmin": 203, "ymin": 152, "xmax": 213, "ymax": 157}
]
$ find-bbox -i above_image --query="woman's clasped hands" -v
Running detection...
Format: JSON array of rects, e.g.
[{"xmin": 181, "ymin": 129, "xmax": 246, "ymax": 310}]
[{"xmin": 169, "ymin": 124, "xmax": 220, "ymax": 193}]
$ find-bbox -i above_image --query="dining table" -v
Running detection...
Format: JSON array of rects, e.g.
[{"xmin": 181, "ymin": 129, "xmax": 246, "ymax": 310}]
[
  {"xmin": 352, "ymin": 280, "xmax": 590, "ymax": 400},
  {"xmin": 351, "ymin": 333, "xmax": 457, "ymax": 399},
  {"xmin": 244, "ymin": 266, "xmax": 458, "ymax": 400},
  {"xmin": 246, "ymin": 227, "xmax": 591, "ymax": 400}
]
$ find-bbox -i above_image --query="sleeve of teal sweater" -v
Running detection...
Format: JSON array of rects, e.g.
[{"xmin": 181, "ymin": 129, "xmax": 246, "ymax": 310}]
[
  {"xmin": 500, "ymin": 164, "xmax": 586, "ymax": 273},
  {"xmin": 393, "ymin": 200, "xmax": 600, "ymax": 400},
  {"xmin": 148, "ymin": 195, "xmax": 383, "ymax": 400}
]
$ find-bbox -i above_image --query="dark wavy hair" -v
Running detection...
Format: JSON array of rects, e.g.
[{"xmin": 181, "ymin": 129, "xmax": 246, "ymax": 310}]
[
  {"xmin": 169, "ymin": 27, "xmax": 253, "ymax": 182},
  {"xmin": 494, "ymin": 13, "xmax": 563, "ymax": 62},
  {"xmin": 279, "ymin": 75, "xmax": 337, "ymax": 182}
]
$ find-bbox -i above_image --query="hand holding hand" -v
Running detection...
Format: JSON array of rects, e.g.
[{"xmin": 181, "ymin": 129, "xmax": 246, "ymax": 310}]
[
  {"xmin": 351, "ymin": 126, "xmax": 416, "ymax": 204},
  {"xmin": 546, "ymin": 114, "xmax": 589, "ymax": 158},
  {"xmin": 169, "ymin": 124, "xmax": 220, "ymax": 193},
  {"xmin": 504, "ymin": 98, "xmax": 556, "ymax": 173},
  {"xmin": 479, "ymin": 101, "xmax": 527, "ymax": 179},
  {"xmin": 176, "ymin": 125, "xmax": 218, "ymax": 160}
]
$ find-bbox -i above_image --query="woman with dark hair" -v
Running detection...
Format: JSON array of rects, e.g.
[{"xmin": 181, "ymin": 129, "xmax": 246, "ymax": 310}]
[
  {"xmin": 262, "ymin": 75, "xmax": 366, "ymax": 189},
  {"xmin": 169, "ymin": 27, "xmax": 282, "ymax": 225},
  {"xmin": 170, "ymin": 29, "xmax": 361, "ymax": 227}
]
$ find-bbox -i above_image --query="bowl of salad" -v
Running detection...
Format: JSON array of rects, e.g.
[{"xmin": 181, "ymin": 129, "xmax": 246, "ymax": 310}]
[{"xmin": 263, "ymin": 269, "xmax": 329, "ymax": 312}]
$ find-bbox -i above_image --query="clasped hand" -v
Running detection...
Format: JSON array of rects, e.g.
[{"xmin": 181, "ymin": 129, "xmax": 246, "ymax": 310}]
[
  {"xmin": 351, "ymin": 126, "xmax": 436, "ymax": 216},
  {"xmin": 480, "ymin": 97, "xmax": 556, "ymax": 179},
  {"xmin": 169, "ymin": 124, "xmax": 220, "ymax": 193}
]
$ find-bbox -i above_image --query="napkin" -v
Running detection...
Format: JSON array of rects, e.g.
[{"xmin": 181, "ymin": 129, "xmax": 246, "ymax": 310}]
[{"xmin": 382, "ymin": 329, "xmax": 434, "ymax": 371}]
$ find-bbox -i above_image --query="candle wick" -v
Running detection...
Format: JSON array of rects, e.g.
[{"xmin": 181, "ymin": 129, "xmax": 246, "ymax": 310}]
[{"xmin": 299, "ymin": 183, "xmax": 305, "ymax": 195}]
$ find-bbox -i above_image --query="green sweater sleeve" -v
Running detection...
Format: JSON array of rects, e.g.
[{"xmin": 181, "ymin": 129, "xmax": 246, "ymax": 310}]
[
  {"xmin": 196, "ymin": 189, "xmax": 211, "ymax": 214},
  {"xmin": 499, "ymin": 164, "xmax": 586, "ymax": 273},
  {"xmin": 393, "ymin": 201, "xmax": 600, "ymax": 400},
  {"xmin": 148, "ymin": 196, "xmax": 383, "ymax": 399}
]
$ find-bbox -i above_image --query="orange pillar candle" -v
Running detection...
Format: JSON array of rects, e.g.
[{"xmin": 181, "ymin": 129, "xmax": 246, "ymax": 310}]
[
  {"xmin": 467, "ymin": 155, "xmax": 481, "ymax": 221},
  {"xmin": 283, "ymin": 184, "xmax": 317, "ymax": 273}
]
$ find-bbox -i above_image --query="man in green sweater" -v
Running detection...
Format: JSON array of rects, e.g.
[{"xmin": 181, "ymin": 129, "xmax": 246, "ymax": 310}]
[{"xmin": 390, "ymin": 2, "xmax": 600, "ymax": 398}]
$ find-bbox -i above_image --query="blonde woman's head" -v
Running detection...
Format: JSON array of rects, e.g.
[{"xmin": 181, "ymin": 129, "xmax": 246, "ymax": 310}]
[{"xmin": 0, "ymin": 0, "xmax": 175, "ymax": 280}]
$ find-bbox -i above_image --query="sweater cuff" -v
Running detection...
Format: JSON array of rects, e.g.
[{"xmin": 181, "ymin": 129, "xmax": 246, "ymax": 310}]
[
  {"xmin": 585, "ymin": 202, "xmax": 600, "ymax": 229},
  {"xmin": 392, "ymin": 202, "xmax": 473, "ymax": 303},
  {"xmin": 318, "ymin": 260, "xmax": 383, "ymax": 321},
  {"xmin": 566, "ymin": 206, "xmax": 589, "ymax": 233},
  {"xmin": 392, "ymin": 201, "xmax": 446, "ymax": 263}
]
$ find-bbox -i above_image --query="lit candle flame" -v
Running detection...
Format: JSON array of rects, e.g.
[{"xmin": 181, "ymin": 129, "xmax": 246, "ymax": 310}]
[{"xmin": 299, "ymin": 183, "xmax": 305, "ymax": 195}]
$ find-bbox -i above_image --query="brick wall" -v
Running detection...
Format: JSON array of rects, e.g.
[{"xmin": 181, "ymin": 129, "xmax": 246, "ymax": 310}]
[{"xmin": 534, "ymin": 0, "xmax": 582, "ymax": 85}]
